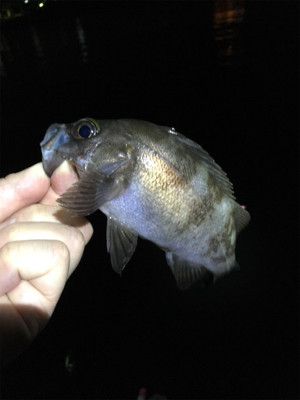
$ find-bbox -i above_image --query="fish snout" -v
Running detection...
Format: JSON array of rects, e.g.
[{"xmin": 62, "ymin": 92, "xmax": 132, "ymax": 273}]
[{"xmin": 40, "ymin": 123, "xmax": 69, "ymax": 176}]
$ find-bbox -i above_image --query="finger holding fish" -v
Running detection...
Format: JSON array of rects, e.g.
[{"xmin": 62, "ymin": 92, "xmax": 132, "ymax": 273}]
[
  {"xmin": 0, "ymin": 161, "xmax": 93, "ymax": 365},
  {"xmin": 0, "ymin": 161, "xmax": 93, "ymax": 243}
]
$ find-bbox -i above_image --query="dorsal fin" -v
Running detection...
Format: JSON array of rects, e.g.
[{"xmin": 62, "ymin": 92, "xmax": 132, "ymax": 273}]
[{"xmin": 171, "ymin": 130, "xmax": 235, "ymax": 200}]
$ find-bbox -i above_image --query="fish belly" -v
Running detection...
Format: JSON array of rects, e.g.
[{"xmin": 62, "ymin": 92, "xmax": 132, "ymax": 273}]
[{"xmin": 100, "ymin": 180, "xmax": 236, "ymax": 276}]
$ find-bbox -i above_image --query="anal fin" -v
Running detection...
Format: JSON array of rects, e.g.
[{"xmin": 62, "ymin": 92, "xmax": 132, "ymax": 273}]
[{"xmin": 166, "ymin": 252, "xmax": 213, "ymax": 290}]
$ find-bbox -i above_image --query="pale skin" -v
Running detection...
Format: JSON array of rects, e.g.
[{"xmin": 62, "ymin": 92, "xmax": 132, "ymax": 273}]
[{"xmin": 0, "ymin": 161, "xmax": 93, "ymax": 366}]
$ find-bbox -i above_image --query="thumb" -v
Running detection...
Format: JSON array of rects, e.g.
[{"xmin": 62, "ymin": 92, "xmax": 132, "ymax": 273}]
[{"xmin": 40, "ymin": 161, "xmax": 79, "ymax": 205}]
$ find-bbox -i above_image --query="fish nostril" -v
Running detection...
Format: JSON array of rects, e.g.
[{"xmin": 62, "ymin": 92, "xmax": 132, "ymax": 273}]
[
  {"xmin": 47, "ymin": 127, "xmax": 59, "ymax": 135},
  {"xmin": 46, "ymin": 123, "xmax": 61, "ymax": 133},
  {"xmin": 43, "ymin": 133, "xmax": 59, "ymax": 149}
]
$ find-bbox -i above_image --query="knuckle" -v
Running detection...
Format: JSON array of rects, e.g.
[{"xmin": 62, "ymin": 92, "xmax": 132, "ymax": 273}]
[
  {"xmin": 25, "ymin": 203, "xmax": 48, "ymax": 221},
  {"xmin": 70, "ymin": 226, "xmax": 85, "ymax": 250},
  {"xmin": 51, "ymin": 240, "xmax": 70, "ymax": 264},
  {"xmin": 29, "ymin": 203, "xmax": 44, "ymax": 216},
  {"xmin": 2, "ymin": 223, "xmax": 18, "ymax": 242},
  {"xmin": 12, "ymin": 203, "xmax": 51, "ymax": 223},
  {"xmin": 0, "ymin": 241, "xmax": 16, "ymax": 269}
]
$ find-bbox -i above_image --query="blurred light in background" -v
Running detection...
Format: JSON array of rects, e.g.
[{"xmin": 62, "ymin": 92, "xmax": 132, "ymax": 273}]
[{"xmin": 214, "ymin": 0, "xmax": 245, "ymax": 65}]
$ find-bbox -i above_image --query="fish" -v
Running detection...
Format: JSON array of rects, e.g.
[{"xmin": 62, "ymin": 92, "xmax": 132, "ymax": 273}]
[{"xmin": 40, "ymin": 118, "xmax": 250, "ymax": 289}]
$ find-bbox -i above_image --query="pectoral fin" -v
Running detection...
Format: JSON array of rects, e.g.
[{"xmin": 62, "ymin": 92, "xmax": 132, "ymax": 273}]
[
  {"xmin": 106, "ymin": 217, "xmax": 138, "ymax": 275},
  {"xmin": 166, "ymin": 252, "xmax": 213, "ymax": 289},
  {"xmin": 57, "ymin": 170, "xmax": 125, "ymax": 216}
]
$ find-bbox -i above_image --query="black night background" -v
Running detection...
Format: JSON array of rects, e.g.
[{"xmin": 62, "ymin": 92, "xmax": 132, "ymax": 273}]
[{"xmin": 0, "ymin": 1, "xmax": 299, "ymax": 399}]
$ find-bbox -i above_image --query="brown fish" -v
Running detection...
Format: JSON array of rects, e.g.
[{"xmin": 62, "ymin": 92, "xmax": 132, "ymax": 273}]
[{"xmin": 40, "ymin": 118, "xmax": 250, "ymax": 289}]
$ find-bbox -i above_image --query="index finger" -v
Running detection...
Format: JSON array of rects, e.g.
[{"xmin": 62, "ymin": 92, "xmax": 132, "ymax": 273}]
[{"xmin": 0, "ymin": 163, "xmax": 50, "ymax": 223}]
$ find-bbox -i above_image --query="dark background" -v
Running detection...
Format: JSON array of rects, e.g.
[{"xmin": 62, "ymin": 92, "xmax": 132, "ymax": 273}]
[{"xmin": 0, "ymin": 1, "xmax": 299, "ymax": 399}]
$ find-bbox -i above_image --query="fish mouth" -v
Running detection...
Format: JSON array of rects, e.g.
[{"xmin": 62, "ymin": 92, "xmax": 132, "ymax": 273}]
[
  {"xmin": 42, "ymin": 150, "xmax": 85, "ymax": 178},
  {"xmin": 40, "ymin": 123, "xmax": 66, "ymax": 176},
  {"xmin": 41, "ymin": 123, "xmax": 83, "ymax": 177},
  {"xmin": 41, "ymin": 122, "xmax": 94, "ymax": 177},
  {"xmin": 41, "ymin": 119, "xmax": 101, "ymax": 177},
  {"xmin": 41, "ymin": 150, "xmax": 64, "ymax": 177}
]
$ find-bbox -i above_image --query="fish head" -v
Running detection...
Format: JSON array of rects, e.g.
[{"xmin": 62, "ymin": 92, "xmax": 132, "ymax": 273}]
[
  {"xmin": 40, "ymin": 118, "xmax": 133, "ymax": 177},
  {"xmin": 40, "ymin": 118, "xmax": 101, "ymax": 176}
]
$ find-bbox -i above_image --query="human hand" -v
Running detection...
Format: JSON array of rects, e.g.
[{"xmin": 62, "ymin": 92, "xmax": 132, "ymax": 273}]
[{"xmin": 0, "ymin": 161, "xmax": 93, "ymax": 366}]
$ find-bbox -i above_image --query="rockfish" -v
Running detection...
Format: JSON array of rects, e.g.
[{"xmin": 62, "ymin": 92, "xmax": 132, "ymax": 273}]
[{"xmin": 40, "ymin": 118, "xmax": 250, "ymax": 289}]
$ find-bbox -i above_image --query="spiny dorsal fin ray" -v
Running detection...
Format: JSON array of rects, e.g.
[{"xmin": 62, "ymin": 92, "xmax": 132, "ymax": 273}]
[{"xmin": 170, "ymin": 130, "xmax": 235, "ymax": 200}]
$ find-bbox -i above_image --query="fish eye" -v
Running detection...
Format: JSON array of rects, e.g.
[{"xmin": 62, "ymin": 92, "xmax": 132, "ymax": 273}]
[
  {"xmin": 75, "ymin": 118, "xmax": 99, "ymax": 139},
  {"xmin": 79, "ymin": 124, "xmax": 92, "ymax": 138}
]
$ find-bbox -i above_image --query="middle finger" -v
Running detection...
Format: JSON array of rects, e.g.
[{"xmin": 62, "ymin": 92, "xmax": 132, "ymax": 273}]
[
  {"xmin": 0, "ymin": 204, "xmax": 93, "ymax": 244},
  {"xmin": 0, "ymin": 222, "xmax": 85, "ymax": 272}
]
